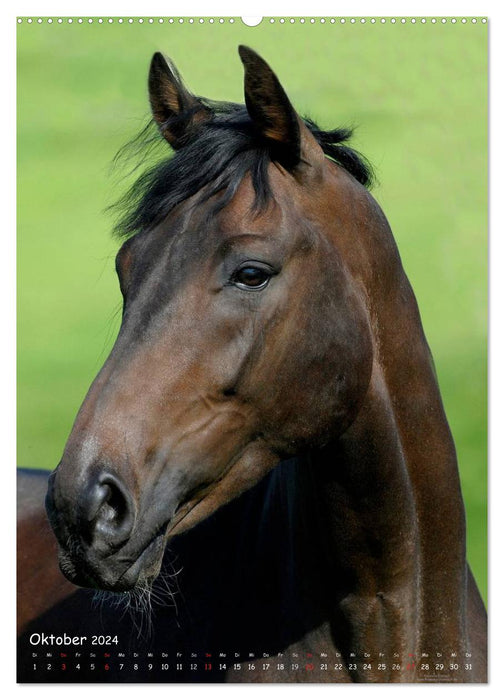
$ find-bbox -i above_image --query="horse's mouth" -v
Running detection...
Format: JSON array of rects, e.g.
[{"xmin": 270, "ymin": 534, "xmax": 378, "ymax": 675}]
[
  {"xmin": 114, "ymin": 527, "xmax": 167, "ymax": 590},
  {"xmin": 58, "ymin": 525, "xmax": 168, "ymax": 592},
  {"xmin": 62, "ymin": 495, "xmax": 206, "ymax": 592},
  {"xmin": 54, "ymin": 485, "xmax": 210, "ymax": 593}
]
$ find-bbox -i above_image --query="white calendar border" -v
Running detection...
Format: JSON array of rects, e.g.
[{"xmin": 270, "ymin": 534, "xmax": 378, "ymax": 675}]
[{"xmin": 4, "ymin": 1, "xmax": 500, "ymax": 698}]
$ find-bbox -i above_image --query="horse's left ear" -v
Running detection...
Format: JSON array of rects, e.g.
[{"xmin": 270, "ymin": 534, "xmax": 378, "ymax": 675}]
[{"xmin": 238, "ymin": 46, "xmax": 322, "ymax": 170}]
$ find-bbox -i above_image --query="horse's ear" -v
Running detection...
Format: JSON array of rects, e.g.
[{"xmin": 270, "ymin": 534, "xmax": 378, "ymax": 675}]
[
  {"xmin": 148, "ymin": 52, "xmax": 211, "ymax": 149},
  {"xmin": 238, "ymin": 45, "xmax": 301, "ymax": 168}
]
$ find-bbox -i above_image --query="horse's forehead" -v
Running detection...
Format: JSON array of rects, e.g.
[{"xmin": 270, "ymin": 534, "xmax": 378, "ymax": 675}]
[
  {"xmin": 217, "ymin": 178, "xmax": 281, "ymax": 233},
  {"xmin": 213, "ymin": 167, "xmax": 308, "ymax": 237}
]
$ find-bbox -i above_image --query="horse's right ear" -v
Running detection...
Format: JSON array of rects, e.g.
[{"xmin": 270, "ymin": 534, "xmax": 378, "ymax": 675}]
[{"xmin": 148, "ymin": 52, "xmax": 211, "ymax": 149}]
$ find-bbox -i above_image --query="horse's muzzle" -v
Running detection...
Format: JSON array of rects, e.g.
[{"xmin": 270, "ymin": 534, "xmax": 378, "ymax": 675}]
[{"xmin": 45, "ymin": 466, "xmax": 163, "ymax": 591}]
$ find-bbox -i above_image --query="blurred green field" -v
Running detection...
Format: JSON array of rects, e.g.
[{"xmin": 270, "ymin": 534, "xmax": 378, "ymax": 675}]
[{"xmin": 17, "ymin": 19, "xmax": 487, "ymax": 600}]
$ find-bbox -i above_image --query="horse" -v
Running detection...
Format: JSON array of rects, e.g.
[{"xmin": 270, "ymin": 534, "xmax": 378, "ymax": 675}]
[
  {"xmin": 37, "ymin": 46, "xmax": 486, "ymax": 682},
  {"xmin": 17, "ymin": 468, "xmax": 78, "ymax": 636}
]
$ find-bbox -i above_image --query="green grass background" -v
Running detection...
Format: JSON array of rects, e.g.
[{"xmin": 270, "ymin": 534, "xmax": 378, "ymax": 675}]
[{"xmin": 17, "ymin": 18, "xmax": 487, "ymax": 600}]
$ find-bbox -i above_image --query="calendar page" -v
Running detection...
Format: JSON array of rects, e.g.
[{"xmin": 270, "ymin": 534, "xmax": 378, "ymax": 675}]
[{"xmin": 16, "ymin": 14, "xmax": 487, "ymax": 683}]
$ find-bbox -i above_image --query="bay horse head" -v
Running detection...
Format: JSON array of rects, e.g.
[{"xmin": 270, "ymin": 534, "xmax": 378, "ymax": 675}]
[{"xmin": 46, "ymin": 47, "xmax": 380, "ymax": 592}]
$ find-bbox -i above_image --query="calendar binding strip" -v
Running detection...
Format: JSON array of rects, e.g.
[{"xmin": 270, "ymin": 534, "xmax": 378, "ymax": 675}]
[{"xmin": 16, "ymin": 16, "xmax": 488, "ymax": 24}]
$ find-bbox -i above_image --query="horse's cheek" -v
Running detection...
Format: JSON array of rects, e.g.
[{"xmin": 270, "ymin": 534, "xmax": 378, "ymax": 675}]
[{"xmin": 255, "ymin": 336, "xmax": 372, "ymax": 453}]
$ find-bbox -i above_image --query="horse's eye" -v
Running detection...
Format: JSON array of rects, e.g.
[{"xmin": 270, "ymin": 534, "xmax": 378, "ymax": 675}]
[{"xmin": 233, "ymin": 266, "xmax": 271, "ymax": 291}]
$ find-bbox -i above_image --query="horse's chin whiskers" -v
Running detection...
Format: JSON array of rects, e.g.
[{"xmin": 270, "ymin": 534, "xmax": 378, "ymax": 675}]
[
  {"xmin": 88, "ymin": 547, "xmax": 183, "ymax": 641},
  {"xmin": 150, "ymin": 557, "xmax": 183, "ymax": 616}
]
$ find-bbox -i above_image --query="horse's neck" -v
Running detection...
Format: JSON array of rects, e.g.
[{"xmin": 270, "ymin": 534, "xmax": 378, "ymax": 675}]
[{"xmin": 311, "ymin": 270, "xmax": 468, "ymax": 658}]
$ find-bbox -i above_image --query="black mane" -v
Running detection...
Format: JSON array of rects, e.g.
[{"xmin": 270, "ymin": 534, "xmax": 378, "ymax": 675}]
[{"xmin": 112, "ymin": 101, "xmax": 374, "ymax": 239}]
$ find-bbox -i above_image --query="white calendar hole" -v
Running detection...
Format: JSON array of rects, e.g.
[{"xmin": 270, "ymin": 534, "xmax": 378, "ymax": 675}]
[{"xmin": 241, "ymin": 17, "xmax": 263, "ymax": 27}]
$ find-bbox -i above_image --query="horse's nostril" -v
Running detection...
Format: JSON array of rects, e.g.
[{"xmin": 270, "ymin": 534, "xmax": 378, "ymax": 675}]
[{"xmin": 81, "ymin": 471, "xmax": 135, "ymax": 549}]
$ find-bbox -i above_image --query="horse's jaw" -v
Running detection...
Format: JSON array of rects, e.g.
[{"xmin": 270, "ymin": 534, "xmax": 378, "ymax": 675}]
[{"xmin": 164, "ymin": 441, "xmax": 281, "ymax": 539}]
